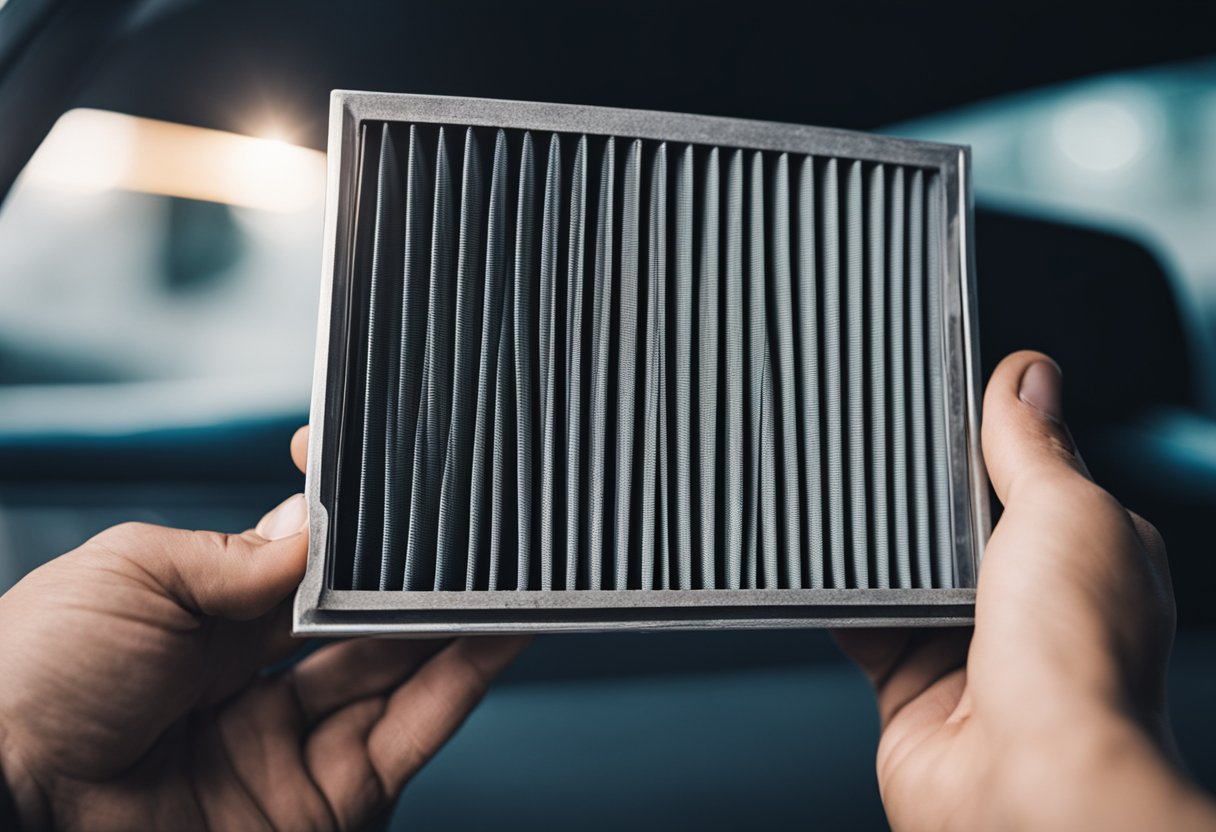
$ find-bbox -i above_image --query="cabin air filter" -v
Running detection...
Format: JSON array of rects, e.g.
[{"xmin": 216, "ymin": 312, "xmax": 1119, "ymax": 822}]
[{"xmin": 294, "ymin": 91, "xmax": 989, "ymax": 635}]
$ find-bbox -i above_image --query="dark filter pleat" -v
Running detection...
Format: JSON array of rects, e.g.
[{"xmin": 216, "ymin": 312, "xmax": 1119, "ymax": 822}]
[
  {"xmin": 614, "ymin": 139, "xmax": 642, "ymax": 590},
  {"xmin": 822, "ymin": 159, "xmax": 846, "ymax": 588},
  {"xmin": 748, "ymin": 152, "xmax": 776, "ymax": 588},
  {"xmin": 845, "ymin": 160, "xmax": 869, "ymax": 588},
  {"xmin": 353, "ymin": 124, "xmax": 401, "ymax": 590},
  {"xmin": 744, "ymin": 152, "xmax": 766, "ymax": 589},
  {"xmin": 908, "ymin": 169, "xmax": 932, "ymax": 588},
  {"xmin": 514, "ymin": 132, "xmax": 539, "ymax": 590},
  {"xmin": 867, "ymin": 164, "xmax": 890, "ymax": 589},
  {"xmin": 403, "ymin": 127, "xmax": 457, "ymax": 590},
  {"xmin": 673, "ymin": 143, "xmax": 694, "ymax": 590},
  {"xmin": 926, "ymin": 172, "xmax": 955, "ymax": 589},
  {"xmin": 466, "ymin": 130, "xmax": 509, "ymax": 590},
  {"xmin": 587, "ymin": 138, "xmax": 616, "ymax": 591},
  {"xmin": 888, "ymin": 167, "xmax": 912, "ymax": 590},
  {"xmin": 383, "ymin": 126, "xmax": 433, "ymax": 590},
  {"xmin": 771, "ymin": 153, "xmax": 803, "ymax": 589},
  {"xmin": 697, "ymin": 147, "xmax": 720, "ymax": 590},
  {"xmin": 565, "ymin": 136, "xmax": 588, "ymax": 590},
  {"xmin": 723, "ymin": 149, "xmax": 745, "ymax": 590},
  {"xmin": 640, "ymin": 144, "xmax": 666, "ymax": 590},
  {"xmin": 434, "ymin": 128, "xmax": 484, "ymax": 589},
  {"xmin": 796, "ymin": 157, "xmax": 825, "ymax": 589},
  {"xmin": 539, "ymin": 133, "xmax": 563, "ymax": 590}
]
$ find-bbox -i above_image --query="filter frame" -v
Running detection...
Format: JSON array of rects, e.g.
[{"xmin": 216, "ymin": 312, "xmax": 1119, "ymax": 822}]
[{"xmin": 295, "ymin": 90, "xmax": 988, "ymax": 636}]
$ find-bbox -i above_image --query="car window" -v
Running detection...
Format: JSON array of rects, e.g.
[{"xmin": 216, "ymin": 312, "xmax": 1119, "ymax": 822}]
[
  {"xmin": 888, "ymin": 57, "xmax": 1216, "ymax": 411},
  {"xmin": 0, "ymin": 108, "xmax": 325, "ymax": 435}
]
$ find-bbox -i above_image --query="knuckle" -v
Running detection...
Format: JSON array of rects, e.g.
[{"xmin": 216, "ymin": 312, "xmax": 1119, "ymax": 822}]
[{"xmin": 94, "ymin": 520, "xmax": 157, "ymax": 544}]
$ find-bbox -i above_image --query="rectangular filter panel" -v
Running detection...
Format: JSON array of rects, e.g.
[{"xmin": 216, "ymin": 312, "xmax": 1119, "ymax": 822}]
[{"xmin": 295, "ymin": 92, "xmax": 988, "ymax": 635}]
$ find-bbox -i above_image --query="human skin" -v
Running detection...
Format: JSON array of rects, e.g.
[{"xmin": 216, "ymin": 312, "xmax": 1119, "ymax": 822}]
[
  {"xmin": 837, "ymin": 350, "xmax": 1216, "ymax": 831},
  {"xmin": 0, "ymin": 426, "xmax": 528, "ymax": 831}
]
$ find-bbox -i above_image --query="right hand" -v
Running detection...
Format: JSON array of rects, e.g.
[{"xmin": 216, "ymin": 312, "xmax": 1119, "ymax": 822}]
[{"xmin": 837, "ymin": 351, "xmax": 1216, "ymax": 831}]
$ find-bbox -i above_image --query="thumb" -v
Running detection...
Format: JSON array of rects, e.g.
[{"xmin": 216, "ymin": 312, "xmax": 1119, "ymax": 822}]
[
  {"xmin": 91, "ymin": 494, "xmax": 309, "ymax": 621},
  {"xmin": 981, "ymin": 350, "xmax": 1091, "ymax": 507}
]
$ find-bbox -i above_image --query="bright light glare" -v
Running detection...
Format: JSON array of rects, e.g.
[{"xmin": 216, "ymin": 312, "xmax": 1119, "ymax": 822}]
[
  {"xmin": 21, "ymin": 109, "xmax": 326, "ymax": 212},
  {"xmin": 1052, "ymin": 100, "xmax": 1145, "ymax": 173}
]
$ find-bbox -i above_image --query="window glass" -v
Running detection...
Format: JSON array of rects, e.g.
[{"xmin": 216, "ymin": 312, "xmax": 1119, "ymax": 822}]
[{"xmin": 0, "ymin": 108, "xmax": 325, "ymax": 434}]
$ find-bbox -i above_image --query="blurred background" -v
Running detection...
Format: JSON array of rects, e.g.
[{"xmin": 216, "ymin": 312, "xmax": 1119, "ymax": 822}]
[{"xmin": 1, "ymin": 1, "xmax": 1215, "ymax": 829}]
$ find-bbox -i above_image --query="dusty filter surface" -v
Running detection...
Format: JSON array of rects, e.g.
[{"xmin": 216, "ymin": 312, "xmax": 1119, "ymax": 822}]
[{"xmin": 296, "ymin": 93, "xmax": 987, "ymax": 634}]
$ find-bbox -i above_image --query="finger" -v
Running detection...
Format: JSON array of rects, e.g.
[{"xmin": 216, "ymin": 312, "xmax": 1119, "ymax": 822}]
[
  {"xmin": 212, "ymin": 676, "xmax": 342, "ymax": 829},
  {"xmin": 291, "ymin": 425, "xmax": 309, "ymax": 474},
  {"xmin": 981, "ymin": 350, "xmax": 1090, "ymax": 507},
  {"xmin": 304, "ymin": 698, "xmax": 388, "ymax": 830},
  {"xmin": 288, "ymin": 638, "xmax": 448, "ymax": 726},
  {"xmin": 835, "ymin": 628, "xmax": 971, "ymax": 728},
  {"xmin": 90, "ymin": 493, "xmax": 308, "ymax": 621},
  {"xmin": 833, "ymin": 628, "xmax": 913, "ymax": 687},
  {"xmin": 367, "ymin": 636, "xmax": 530, "ymax": 795}
]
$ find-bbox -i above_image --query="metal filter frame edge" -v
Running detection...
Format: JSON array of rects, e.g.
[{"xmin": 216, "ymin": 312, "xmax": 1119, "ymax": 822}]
[{"xmin": 294, "ymin": 91, "xmax": 990, "ymax": 637}]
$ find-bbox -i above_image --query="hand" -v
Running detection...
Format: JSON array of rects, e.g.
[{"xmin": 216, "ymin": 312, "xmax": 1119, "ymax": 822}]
[
  {"xmin": 837, "ymin": 351, "xmax": 1216, "ymax": 831},
  {"xmin": 0, "ymin": 426, "xmax": 528, "ymax": 831}
]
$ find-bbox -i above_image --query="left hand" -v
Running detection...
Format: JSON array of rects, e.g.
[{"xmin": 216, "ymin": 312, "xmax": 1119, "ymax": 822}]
[{"xmin": 0, "ymin": 426, "xmax": 528, "ymax": 831}]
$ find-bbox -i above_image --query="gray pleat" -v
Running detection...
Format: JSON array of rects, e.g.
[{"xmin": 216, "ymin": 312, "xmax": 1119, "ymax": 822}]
[
  {"xmin": 698, "ymin": 148, "xmax": 720, "ymax": 590},
  {"xmin": 908, "ymin": 169, "xmax": 932, "ymax": 588},
  {"xmin": 796, "ymin": 158, "xmax": 825, "ymax": 589},
  {"xmin": 747, "ymin": 152, "xmax": 772, "ymax": 589},
  {"xmin": 759, "ymin": 341, "xmax": 780, "ymax": 588},
  {"xmin": 434, "ymin": 128, "xmax": 483, "ymax": 589},
  {"xmin": 384, "ymin": 126, "xmax": 433, "ymax": 590},
  {"xmin": 926, "ymin": 173, "xmax": 954, "ymax": 588},
  {"xmin": 640, "ymin": 144, "xmax": 666, "ymax": 589},
  {"xmin": 614, "ymin": 139, "xmax": 642, "ymax": 590},
  {"xmin": 723, "ymin": 149, "xmax": 745, "ymax": 590},
  {"xmin": 867, "ymin": 164, "xmax": 890, "ymax": 589},
  {"xmin": 466, "ymin": 130, "xmax": 509, "ymax": 590},
  {"xmin": 845, "ymin": 160, "xmax": 869, "ymax": 588},
  {"xmin": 515, "ymin": 132, "xmax": 538, "ymax": 590},
  {"xmin": 770, "ymin": 153, "xmax": 803, "ymax": 589},
  {"xmin": 744, "ymin": 152, "xmax": 766, "ymax": 589},
  {"xmin": 887, "ymin": 167, "xmax": 912, "ymax": 589},
  {"xmin": 539, "ymin": 134, "xmax": 562, "ymax": 590},
  {"xmin": 353, "ymin": 125, "xmax": 398, "ymax": 590},
  {"xmin": 491, "ymin": 243, "xmax": 515, "ymax": 590},
  {"xmin": 404, "ymin": 127, "xmax": 457, "ymax": 590},
  {"xmin": 822, "ymin": 159, "xmax": 846, "ymax": 588},
  {"xmin": 674, "ymin": 144, "xmax": 695, "ymax": 590},
  {"xmin": 588, "ymin": 139, "xmax": 616, "ymax": 590},
  {"xmin": 657, "ymin": 302, "xmax": 671, "ymax": 590},
  {"xmin": 565, "ymin": 136, "xmax": 588, "ymax": 590}
]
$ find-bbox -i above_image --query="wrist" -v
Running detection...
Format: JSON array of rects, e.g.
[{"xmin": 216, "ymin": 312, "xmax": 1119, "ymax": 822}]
[{"xmin": 1000, "ymin": 710, "xmax": 1216, "ymax": 832}]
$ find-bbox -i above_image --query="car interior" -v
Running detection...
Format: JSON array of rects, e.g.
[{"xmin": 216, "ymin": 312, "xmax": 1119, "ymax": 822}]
[{"xmin": 2, "ymin": 1, "xmax": 1214, "ymax": 828}]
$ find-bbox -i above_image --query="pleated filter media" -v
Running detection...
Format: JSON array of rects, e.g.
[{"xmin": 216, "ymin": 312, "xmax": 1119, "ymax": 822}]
[{"xmin": 294, "ymin": 93, "xmax": 989, "ymax": 635}]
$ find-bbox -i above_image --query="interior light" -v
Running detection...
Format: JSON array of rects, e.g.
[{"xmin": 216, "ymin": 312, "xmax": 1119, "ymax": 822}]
[
  {"xmin": 21, "ymin": 109, "xmax": 326, "ymax": 212},
  {"xmin": 1052, "ymin": 99, "xmax": 1145, "ymax": 173}
]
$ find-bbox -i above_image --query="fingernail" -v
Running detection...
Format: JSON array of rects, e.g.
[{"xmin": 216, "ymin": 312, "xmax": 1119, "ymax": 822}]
[
  {"xmin": 256, "ymin": 493, "xmax": 308, "ymax": 540},
  {"xmin": 1019, "ymin": 360, "xmax": 1064, "ymax": 421}
]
